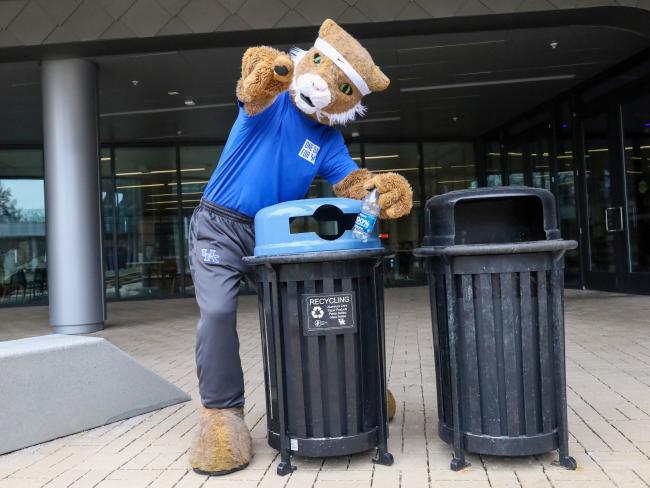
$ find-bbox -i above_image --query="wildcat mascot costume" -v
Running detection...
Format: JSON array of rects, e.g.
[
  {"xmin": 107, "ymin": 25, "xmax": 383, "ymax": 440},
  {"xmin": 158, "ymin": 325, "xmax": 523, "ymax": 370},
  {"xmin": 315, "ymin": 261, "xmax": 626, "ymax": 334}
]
[{"xmin": 188, "ymin": 19, "xmax": 412, "ymax": 476}]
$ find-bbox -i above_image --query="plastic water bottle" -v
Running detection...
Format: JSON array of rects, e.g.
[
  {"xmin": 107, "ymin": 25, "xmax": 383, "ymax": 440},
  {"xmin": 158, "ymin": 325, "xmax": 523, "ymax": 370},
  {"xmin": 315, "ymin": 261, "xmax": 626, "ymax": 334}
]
[{"xmin": 352, "ymin": 189, "xmax": 380, "ymax": 242}]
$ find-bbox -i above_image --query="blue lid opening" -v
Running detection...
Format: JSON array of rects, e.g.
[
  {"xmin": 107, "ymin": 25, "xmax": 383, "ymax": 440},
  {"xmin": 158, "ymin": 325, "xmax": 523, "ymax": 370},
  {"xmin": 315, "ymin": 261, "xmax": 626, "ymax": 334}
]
[
  {"xmin": 289, "ymin": 204, "xmax": 356, "ymax": 241},
  {"xmin": 253, "ymin": 198, "xmax": 382, "ymax": 256}
]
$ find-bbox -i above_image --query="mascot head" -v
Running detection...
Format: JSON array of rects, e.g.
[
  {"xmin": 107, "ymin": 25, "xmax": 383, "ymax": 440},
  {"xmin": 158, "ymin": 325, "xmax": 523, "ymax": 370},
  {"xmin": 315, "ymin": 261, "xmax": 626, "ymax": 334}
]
[{"xmin": 290, "ymin": 19, "xmax": 390, "ymax": 125}]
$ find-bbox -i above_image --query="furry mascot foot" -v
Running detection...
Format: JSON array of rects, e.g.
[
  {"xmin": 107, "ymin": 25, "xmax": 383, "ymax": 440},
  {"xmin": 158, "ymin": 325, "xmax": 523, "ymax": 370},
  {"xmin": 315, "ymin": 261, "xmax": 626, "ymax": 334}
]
[{"xmin": 189, "ymin": 405, "xmax": 252, "ymax": 476}]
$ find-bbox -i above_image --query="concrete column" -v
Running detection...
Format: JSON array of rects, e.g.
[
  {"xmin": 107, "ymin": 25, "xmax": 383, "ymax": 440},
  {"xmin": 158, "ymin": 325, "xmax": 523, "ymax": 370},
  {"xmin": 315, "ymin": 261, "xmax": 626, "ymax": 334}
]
[{"xmin": 42, "ymin": 59, "xmax": 104, "ymax": 334}]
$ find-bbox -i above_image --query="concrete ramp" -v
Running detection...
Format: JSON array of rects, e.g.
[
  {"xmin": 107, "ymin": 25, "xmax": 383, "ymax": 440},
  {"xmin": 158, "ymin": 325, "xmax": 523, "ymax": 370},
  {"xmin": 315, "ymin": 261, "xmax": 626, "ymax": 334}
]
[{"xmin": 0, "ymin": 334, "xmax": 191, "ymax": 454}]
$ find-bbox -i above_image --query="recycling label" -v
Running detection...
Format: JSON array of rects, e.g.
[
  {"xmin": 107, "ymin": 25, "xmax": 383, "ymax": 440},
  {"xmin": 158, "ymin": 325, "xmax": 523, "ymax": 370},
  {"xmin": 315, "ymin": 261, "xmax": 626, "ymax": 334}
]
[{"xmin": 302, "ymin": 292, "xmax": 356, "ymax": 336}]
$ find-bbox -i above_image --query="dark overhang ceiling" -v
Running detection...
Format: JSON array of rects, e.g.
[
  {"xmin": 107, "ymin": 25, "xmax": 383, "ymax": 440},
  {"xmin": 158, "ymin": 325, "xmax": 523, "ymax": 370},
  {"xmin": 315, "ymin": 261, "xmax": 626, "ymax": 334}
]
[{"xmin": 0, "ymin": 20, "xmax": 648, "ymax": 144}]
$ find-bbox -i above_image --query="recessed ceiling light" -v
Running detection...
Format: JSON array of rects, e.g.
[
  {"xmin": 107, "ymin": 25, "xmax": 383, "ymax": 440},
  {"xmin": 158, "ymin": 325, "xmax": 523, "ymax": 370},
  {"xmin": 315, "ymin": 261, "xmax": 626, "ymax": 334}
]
[
  {"xmin": 184, "ymin": 99, "xmax": 195, "ymax": 106},
  {"xmin": 168, "ymin": 91, "xmax": 179, "ymax": 96}
]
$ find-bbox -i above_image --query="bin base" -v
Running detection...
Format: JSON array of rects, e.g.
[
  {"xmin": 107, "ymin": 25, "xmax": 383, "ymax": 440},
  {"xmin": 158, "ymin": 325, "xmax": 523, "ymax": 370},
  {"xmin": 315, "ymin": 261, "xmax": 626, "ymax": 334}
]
[
  {"xmin": 373, "ymin": 449, "xmax": 394, "ymax": 466},
  {"xmin": 439, "ymin": 423, "xmax": 558, "ymax": 456},
  {"xmin": 450, "ymin": 457, "xmax": 470, "ymax": 471},
  {"xmin": 553, "ymin": 455, "xmax": 578, "ymax": 470},
  {"xmin": 268, "ymin": 427, "xmax": 385, "ymax": 457},
  {"xmin": 276, "ymin": 461, "xmax": 296, "ymax": 476}
]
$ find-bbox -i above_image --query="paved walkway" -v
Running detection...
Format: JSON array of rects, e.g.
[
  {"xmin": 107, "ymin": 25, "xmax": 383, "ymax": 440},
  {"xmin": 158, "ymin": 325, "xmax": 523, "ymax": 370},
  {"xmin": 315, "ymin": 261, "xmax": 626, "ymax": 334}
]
[{"xmin": 1, "ymin": 288, "xmax": 649, "ymax": 488}]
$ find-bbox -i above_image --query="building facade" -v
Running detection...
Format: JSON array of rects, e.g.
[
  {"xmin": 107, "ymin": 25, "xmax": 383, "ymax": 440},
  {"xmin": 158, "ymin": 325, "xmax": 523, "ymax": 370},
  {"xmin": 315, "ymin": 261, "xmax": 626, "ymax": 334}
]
[{"xmin": 1, "ymin": 2, "xmax": 649, "ymax": 328}]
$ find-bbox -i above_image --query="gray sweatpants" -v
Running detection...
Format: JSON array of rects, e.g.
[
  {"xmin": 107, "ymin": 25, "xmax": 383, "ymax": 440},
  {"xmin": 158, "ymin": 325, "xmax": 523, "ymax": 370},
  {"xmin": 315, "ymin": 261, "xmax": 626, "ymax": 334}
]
[{"xmin": 188, "ymin": 199, "xmax": 255, "ymax": 409}]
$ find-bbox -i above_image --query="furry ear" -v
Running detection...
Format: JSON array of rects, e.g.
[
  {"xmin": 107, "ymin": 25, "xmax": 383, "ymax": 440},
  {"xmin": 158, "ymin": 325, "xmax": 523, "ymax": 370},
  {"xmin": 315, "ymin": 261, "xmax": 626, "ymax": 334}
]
[
  {"xmin": 317, "ymin": 18, "xmax": 390, "ymax": 94},
  {"xmin": 368, "ymin": 65, "xmax": 390, "ymax": 92},
  {"xmin": 318, "ymin": 18, "xmax": 341, "ymax": 39}
]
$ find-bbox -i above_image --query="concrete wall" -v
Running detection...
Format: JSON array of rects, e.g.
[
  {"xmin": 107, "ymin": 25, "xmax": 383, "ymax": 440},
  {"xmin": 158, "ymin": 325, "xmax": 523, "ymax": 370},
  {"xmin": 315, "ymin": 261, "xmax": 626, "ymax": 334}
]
[{"xmin": 0, "ymin": 0, "xmax": 649, "ymax": 49}]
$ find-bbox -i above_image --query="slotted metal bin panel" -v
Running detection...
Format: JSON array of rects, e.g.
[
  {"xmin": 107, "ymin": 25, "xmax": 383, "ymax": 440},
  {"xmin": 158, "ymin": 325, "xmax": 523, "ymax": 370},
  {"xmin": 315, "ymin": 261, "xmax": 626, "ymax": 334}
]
[
  {"xmin": 429, "ymin": 257, "xmax": 567, "ymax": 456},
  {"xmin": 258, "ymin": 264, "xmax": 382, "ymax": 449},
  {"xmin": 415, "ymin": 187, "xmax": 577, "ymax": 471},
  {"xmin": 249, "ymin": 255, "xmax": 393, "ymax": 473}
]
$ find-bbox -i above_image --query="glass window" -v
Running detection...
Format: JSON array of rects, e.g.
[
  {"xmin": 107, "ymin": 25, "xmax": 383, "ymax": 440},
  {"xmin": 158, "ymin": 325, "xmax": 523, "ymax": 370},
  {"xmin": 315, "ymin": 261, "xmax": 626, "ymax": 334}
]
[
  {"xmin": 530, "ymin": 137, "xmax": 551, "ymax": 190},
  {"xmin": 114, "ymin": 147, "xmax": 181, "ymax": 298},
  {"xmin": 507, "ymin": 144, "xmax": 525, "ymax": 186},
  {"xmin": 306, "ymin": 143, "xmax": 361, "ymax": 199},
  {"xmin": 0, "ymin": 149, "xmax": 46, "ymax": 306},
  {"xmin": 100, "ymin": 148, "xmax": 117, "ymax": 299},
  {"xmin": 622, "ymin": 94, "xmax": 650, "ymax": 273},
  {"xmin": 485, "ymin": 140, "xmax": 503, "ymax": 186},
  {"xmin": 422, "ymin": 142, "xmax": 476, "ymax": 197},
  {"xmin": 363, "ymin": 143, "xmax": 424, "ymax": 286},
  {"xmin": 556, "ymin": 120, "xmax": 580, "ymax": 284},
  {"xmin": 179, "ymin": 145, "xmax": 222, "ymax": 295}
]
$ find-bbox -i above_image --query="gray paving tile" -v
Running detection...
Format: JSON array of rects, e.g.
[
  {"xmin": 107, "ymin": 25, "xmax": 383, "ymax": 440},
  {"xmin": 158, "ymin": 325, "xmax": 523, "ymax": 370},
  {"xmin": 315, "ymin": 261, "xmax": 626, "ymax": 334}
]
[{"xmin": 1, "ymin": 288, "xmax": 650, "ymax": 486}]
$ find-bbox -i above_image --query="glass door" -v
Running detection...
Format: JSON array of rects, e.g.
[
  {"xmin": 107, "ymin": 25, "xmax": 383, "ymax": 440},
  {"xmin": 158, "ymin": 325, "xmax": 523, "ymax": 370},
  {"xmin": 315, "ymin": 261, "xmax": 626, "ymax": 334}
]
[
  {"xmin": 581, "ymin": 110, "xmax": 627, "ymax": 291},
  {"xmin": 620, "ymin": 94, "xmax": 650, "ymax": 293}
]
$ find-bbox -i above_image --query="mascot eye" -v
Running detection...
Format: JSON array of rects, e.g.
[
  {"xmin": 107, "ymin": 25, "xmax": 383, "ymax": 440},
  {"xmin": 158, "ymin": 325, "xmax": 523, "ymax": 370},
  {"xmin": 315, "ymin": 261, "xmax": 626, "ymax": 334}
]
[
  {"xmin": 313, "ymin": 53, "xmax": 321, "ymax": 64},
  {"xmin": 339, "ymin": 83, "xmax": 353, "ymax": 96}
]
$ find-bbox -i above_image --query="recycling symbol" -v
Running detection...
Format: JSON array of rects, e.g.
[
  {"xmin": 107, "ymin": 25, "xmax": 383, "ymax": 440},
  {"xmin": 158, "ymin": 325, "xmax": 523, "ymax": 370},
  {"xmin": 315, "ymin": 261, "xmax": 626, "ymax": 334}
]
[{"xmin": 311, "ymin": 306, "xmax": 325, "ymax": 319}]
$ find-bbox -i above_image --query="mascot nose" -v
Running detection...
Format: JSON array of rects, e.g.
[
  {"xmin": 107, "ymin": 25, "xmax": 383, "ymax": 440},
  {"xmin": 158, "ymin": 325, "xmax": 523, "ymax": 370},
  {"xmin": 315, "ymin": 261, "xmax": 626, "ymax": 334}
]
[
  {"xmin": 310, "ymin": 77, "xmax": 328, "ymax": 92},
  {"xmin": 296, "ymin": 73, "xmax": 332, "ymax": 109}
]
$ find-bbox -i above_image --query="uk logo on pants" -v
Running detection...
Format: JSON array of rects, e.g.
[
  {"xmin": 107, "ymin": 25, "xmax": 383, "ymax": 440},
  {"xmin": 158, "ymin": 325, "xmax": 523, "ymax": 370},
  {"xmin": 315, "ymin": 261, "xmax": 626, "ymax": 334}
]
[{"xmin": 201, "ymin": 248, "xmax": 220, "ymax": 264}]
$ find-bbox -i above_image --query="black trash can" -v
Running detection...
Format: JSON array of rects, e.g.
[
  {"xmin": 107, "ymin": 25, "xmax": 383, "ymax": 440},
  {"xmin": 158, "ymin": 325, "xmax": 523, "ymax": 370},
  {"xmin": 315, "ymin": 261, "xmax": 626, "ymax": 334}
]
[
  {"xmin": 413, "ymin": 187, "xmax": 578, "ymax": 471},
  {"xmin": 244, "ymin": 198, "xmax": 394, "ymax": 476}
]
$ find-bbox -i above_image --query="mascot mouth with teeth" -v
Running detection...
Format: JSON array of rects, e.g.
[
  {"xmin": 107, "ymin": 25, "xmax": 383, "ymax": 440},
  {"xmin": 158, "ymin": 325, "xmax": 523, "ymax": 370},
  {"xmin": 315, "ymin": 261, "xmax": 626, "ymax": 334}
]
[{"xmin": 188, "ymin": 19, "xmax": 412, "ymax": 476}]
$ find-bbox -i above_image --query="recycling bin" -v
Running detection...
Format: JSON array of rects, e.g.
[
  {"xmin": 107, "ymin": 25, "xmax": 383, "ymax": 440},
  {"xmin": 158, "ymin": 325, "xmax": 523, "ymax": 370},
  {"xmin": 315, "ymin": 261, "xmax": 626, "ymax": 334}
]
[
  {"xmin": 413, "ymin": 187, "xmax": 578, "ymax": 471},
  {"xmin": 243, "ymin": 198, "xmax": 394, "ymax": 476}
]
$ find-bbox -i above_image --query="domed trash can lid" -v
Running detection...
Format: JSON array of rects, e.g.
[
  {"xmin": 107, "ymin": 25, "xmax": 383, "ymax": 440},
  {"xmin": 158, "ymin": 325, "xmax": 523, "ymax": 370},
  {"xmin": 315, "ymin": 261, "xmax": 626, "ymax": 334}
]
[
  {"xmin": 246, "ymin": 198, "xmax": 386, "ymax": 264},
  {"xmin": 422, "ymin": 186, "xmax": 561, "ymax": 248},
  {"xmin": 414, "ymin": 187, "xmax": 577, "ymax": 258}
]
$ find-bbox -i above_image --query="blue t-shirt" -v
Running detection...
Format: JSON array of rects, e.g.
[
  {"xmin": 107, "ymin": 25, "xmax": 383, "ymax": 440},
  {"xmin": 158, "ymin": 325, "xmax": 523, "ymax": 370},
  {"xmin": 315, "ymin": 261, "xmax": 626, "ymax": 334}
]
[{"xmin": 202, "ymin": 92, "xmax": 359, "ymax": 217}]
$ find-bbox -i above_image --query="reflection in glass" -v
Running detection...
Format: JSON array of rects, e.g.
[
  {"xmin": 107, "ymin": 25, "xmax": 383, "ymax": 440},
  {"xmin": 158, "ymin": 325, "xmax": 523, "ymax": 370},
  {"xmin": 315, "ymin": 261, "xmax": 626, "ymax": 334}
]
[
  {"xmin": 180, "ymin": 145, "xmax": 222, "ymax": 295},
  {"xmin": 115, "ymin": 147, "xmax": 181, "ymax": 298},
  {"xmin": 0, "ymin": 149, "xmax": 46, "ymax": 305},
  {"xmin": 422, "ymin": 142, "xmax": 476, "ymax": 197},
  {"xmin": 584, "ymin": 114, "xmax": 615, "ymax": 272},
  {"xmin": 364, "ymin": 143, "xmax": 424, "ymax": 285}
]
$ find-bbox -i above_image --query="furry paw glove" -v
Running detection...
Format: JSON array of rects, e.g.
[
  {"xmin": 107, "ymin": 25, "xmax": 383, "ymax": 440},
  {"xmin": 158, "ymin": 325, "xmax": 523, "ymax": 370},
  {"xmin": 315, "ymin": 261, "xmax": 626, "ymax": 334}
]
[
  {"xmin": 237, "ymin": 46, "xmax": 294, "ymax": 116},
  {"xmin": 334, "ymin": 168, "xmax": 413, "ymax": 219}
]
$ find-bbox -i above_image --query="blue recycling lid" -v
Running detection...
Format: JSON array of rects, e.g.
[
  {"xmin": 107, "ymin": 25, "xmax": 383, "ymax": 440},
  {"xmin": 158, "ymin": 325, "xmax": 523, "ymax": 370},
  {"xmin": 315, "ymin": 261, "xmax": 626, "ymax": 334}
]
[{"xmin": 253, "ymin": 198, "xmax": 382, "ymax": 257}]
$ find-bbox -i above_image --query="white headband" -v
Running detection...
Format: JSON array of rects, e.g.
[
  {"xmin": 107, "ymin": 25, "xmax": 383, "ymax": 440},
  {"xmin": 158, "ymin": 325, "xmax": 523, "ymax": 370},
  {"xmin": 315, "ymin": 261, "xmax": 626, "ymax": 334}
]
[{"xmin": 314, "ymin": 37, "xmax": 371, "ymax": 96}]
